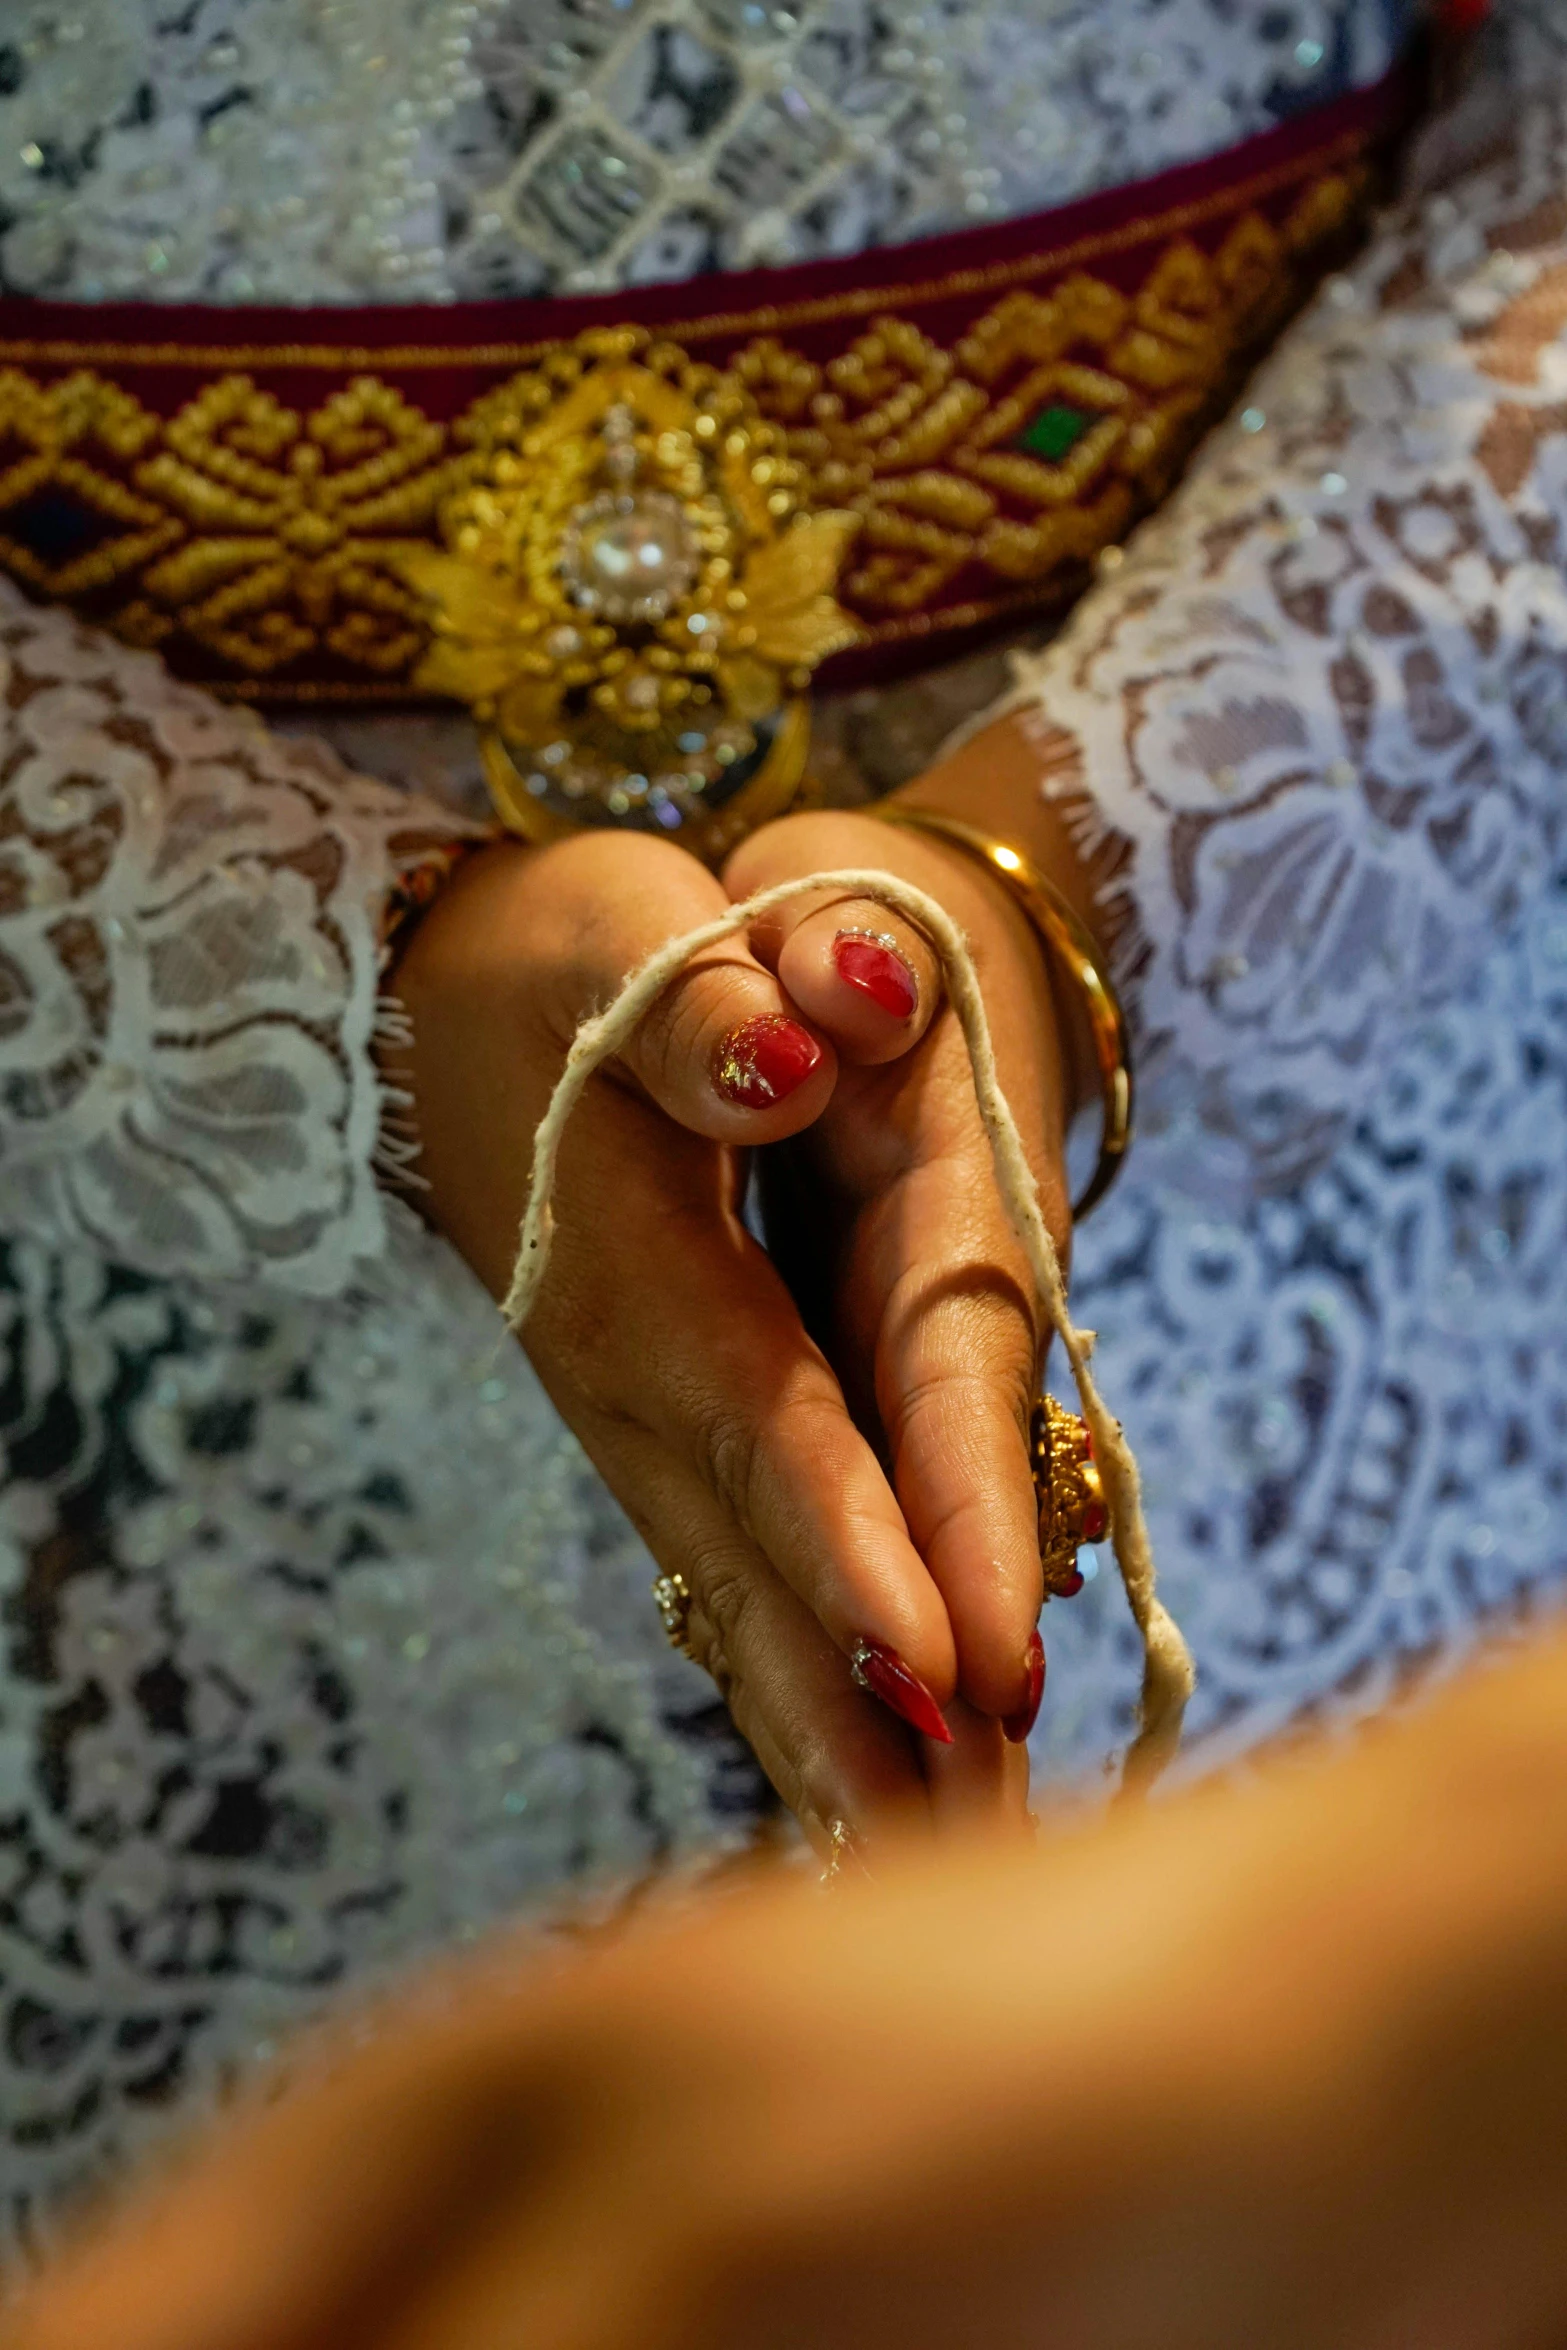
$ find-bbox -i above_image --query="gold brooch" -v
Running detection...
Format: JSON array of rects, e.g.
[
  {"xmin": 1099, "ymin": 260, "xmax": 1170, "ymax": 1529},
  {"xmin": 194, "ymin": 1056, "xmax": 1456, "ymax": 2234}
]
[{"xmin": 396, "ymin": 325, "xmax": 861, "ymax": 866}]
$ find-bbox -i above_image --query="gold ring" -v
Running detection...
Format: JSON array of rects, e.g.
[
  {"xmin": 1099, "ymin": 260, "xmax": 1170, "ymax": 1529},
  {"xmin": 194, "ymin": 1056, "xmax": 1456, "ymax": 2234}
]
[
  {"xmin": 1032, "ymin": 1395, "xmax": 1109, "ymax": 1597},
  {"xmin": 651, "ymin": 1569, "xmax": 697, "ymax": 1658},
  {"xmin": 821, "ymin": 1818, "xmax": 853, "ymax": 1884}
]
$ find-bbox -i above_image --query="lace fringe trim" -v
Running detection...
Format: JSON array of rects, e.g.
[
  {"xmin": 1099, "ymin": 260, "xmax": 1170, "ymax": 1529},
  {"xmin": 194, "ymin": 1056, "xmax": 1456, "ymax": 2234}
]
[
  {"xmin": 371, "ymin": 993, "xmax": 429, "ymax": 1199},
  {"xmin": 943, "ymin": 677, "xmax": 1159, "ymax": 1060}
]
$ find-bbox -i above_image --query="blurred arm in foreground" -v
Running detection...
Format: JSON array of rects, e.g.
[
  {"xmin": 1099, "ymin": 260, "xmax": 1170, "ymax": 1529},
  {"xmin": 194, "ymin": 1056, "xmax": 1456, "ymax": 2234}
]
[{"xmin": 11, "ymin": 1622, "xmax": 1567, "ymax": 2350}]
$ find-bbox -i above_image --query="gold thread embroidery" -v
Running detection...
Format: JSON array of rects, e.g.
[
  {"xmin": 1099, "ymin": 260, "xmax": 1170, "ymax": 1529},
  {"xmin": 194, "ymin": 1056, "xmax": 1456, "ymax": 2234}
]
[
  {"xmin": 734, "ymin": 179, "xmax": 1357, "ymax": 622},
  {"xmin": 0, "ymin": 370, "xmax": 179, "ymax": 598},
  {"xmin": 0, "ymin": 167, "xmax": 1366, "ymax": 690},
  {"xmin": 0, "ymin": 365, "xmax": 474, "ymax": 674}
]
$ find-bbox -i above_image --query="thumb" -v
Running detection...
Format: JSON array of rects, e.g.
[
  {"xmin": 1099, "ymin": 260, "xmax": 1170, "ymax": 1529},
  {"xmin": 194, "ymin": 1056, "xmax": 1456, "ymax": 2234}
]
[{"xmin": 539, "ymin": 830, "xmax": 839, "ymax": 1143}]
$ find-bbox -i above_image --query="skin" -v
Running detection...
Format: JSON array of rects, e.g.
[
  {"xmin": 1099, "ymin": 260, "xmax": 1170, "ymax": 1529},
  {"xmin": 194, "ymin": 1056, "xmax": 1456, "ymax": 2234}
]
[
  {"xmin": 380, "ymin": 715, "xmax": 1096, "ymax": 1849},
  {"xmin": 14, "ymin": 1622, "xmax": 1567, "ymax": 2350}
]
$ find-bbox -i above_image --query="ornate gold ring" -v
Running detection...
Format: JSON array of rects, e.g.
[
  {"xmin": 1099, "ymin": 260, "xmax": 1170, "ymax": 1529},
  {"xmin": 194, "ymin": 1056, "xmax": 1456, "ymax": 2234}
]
[{"xmin": 1033, "ymin": 1394, "xmax": 1110, "ymax": 1597}]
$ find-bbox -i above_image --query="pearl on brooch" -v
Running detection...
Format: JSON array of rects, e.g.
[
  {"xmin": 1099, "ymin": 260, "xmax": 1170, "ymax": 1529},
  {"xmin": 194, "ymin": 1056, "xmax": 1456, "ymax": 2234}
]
[{"xmin": 559, "ymin": 489, "xmax": 699, "ymax": 624}]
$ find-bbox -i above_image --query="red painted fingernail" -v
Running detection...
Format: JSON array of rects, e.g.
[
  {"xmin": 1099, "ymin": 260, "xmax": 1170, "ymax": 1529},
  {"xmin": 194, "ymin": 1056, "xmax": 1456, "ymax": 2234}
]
[
  {"xmin": 850, "ymin": 1638, "xmax": 953, "ymax": 1743},
  {"xmin": 1003, "ymin": 1629, "xmax": 1045, "ymax": 1744},
  {"xmin": 833, "ymin": 929, "xmax": 918, "ymax": 1019},
  {"xmin": 713, "ymin": 1014, "xmax": 823, "ymax": 1108}
]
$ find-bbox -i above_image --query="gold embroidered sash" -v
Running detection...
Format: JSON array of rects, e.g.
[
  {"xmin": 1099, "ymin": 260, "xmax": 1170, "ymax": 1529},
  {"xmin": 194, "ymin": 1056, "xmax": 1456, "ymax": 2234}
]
[{"xmin": 0, "ymin": 68, "xmax": 1412, "ymax": 707}]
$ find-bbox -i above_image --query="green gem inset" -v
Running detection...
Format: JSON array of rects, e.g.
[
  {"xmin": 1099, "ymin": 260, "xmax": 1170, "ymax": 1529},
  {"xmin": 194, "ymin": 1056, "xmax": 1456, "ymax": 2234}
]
[{"xmin": 1016, "ymin": 402, "xmax": 1090, "ymax": 461}]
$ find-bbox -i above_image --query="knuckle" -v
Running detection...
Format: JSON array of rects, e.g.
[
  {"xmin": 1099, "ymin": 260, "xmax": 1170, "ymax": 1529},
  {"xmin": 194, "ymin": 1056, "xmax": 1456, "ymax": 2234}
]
[
  {"xmin": 695, "ymin": 1557, "xmax": 754, "ymax": 1652},
  {"xmin": 684, "ymin": 1556, "xmax": 757, "ymax": 1700},
  {"xmin": 887, "ymin": 1355, "xmax": 1035, "ymax": 1470},
  {"xmin": 700, "ymin": 1402, "xmax": 768, "ymax": 1531},
  {"xmin": 896, "ymin": 1461, "xmax": 987, "ymax": 1564},
  {"xmin": 634, "ymin": 965, "xmax": 735, "ymax": 1102},
  {"xmin": 884, "ymin": 1268, "xmax": 1039, "ymax": 1417},
  {"xmin": 704, "ymin": 1385, "xmax": 848, "ymax": 1540}
]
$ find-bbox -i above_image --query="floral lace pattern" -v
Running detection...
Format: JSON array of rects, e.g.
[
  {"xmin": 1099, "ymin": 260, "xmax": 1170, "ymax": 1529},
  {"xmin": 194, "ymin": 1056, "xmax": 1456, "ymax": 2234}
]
[
  {"xmin": 1009, "ymin": 75, "xmax": 1567, "ymax": 1191},
  {"xmin": 0, "ymin": 581, "xmax": 475, "ymax": 1297},
  {"xmin": 1038, "ymin": 873, "xmax": 1567, "ymax": 1783},
  {"xmin": 0, "ymin": 602, "xmax": 745, "ymax": 2262},
  {"xmin": 0, "ymin": 0, "xmax": 1407, "ymax": 303},
  {"xmin": 1001, "ymin": 51, "xmax": 1567, "ymax": 1771},
  {"xmin": 0, "ymin": 1215, "xmax": 738, "ymax": 2257}
]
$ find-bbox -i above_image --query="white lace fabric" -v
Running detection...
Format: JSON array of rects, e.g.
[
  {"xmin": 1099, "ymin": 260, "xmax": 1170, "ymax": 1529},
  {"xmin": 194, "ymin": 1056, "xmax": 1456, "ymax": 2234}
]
[
  {"xmin": 0, "ymin": 531, "xmax": 730, "ymax": 2263},
  {"xmin": 982, "ymin": 14, "xmax": 1567, "ymax": 1782},
  {"xmin": 0, "ymin": 1214, "xmax": 727, "ymax": 2250},
  {"xmin": 1004, "ymin": 67, "xmax": 1567, "ymax": 1195},
  {"xmin": 0, "ymin": 583, "xmax": 476, "ymax": 1295}
]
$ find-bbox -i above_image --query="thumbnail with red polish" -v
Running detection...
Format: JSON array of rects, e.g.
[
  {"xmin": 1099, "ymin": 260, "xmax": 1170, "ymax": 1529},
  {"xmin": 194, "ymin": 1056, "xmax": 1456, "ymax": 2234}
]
[
  {"xmin": 850, "ymin": 1638, "xmax": 953, "ymax": 1743},
  {"xmin": 833, "ymin": 929, "xmax": 918, "ymax": 1019},
  {"xmin": 1003, "ymin": 1629, "xmax": 1046, "ymax": 1744},
  {"xmin": 713, "ymin": 1014, "xmax": 823, "ymax": 1108}
]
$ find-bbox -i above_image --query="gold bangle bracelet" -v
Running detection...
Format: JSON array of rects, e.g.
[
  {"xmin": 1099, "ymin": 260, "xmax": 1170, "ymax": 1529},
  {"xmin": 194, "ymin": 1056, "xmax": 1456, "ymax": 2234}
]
[{"xmin": 873, "ymin": 803, "xmax": 1132, "ymax": 1220}]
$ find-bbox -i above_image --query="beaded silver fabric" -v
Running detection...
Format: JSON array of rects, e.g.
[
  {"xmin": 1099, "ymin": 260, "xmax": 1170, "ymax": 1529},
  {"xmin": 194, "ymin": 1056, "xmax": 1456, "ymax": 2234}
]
[{"xmin": 0, "ymin": 0, "xmax": 1407, "ymax": 304}]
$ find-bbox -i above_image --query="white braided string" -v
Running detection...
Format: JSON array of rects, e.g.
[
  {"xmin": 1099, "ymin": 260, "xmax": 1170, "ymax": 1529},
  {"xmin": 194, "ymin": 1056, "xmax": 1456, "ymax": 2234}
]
[{"xmin": 502, "ymin": 868, "xmax": 1194, "ymax": 1787}]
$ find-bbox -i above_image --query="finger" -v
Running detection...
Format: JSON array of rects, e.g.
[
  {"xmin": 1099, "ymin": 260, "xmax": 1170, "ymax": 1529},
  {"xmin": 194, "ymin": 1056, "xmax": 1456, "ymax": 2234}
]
[
  {"xmin": 820, "ymin": 1008, "xmax": 1058, "ymax": 1726},
  {"xmin": 643, "ymin": 1224, "xmax": 967, "ymax": 1724},
  {"xmin": 527, "ymin": 830, "xmax": 840, "ymax": 1144},
  {"xmin": 727, "ymin": 807, "xmax": 995, "ymax": 1070},
  {"xmin": 385, "ymin": 837, "xmax": 829, "ymax": 1302},
  {"xmin": 533, "ymin": 1080, "xmax": 962, "ymax": 1728},
  {"xmin": 816, "ymin": 849, "xmax": 1070, "ymax": 1730},
  {"xmin": 748, "ymin": 889, "xmax": 943, "ymax": 1066},
  {"xmin": 924, "ymin": 1696, "xmax": 1034, "ymax": 1835},
  {"xmin": 875, "ymin": 1191, "xmax": 1048, "ymax": 1724},
  {"xmin": 619, "ymin": 1437, "xmax": 933, "ymax": 1850}
]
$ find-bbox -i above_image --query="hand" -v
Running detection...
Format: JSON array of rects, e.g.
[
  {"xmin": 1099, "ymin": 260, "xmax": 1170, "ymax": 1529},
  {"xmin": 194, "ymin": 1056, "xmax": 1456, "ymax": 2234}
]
[
  {"xmin": 381, "ymin": 829, "xmax": 1035, "ymax": 1850},
  {"xmin": 724, "ymin": 806, "xmax": 1074, "ymax": 1755},
  {"xmin": 27, "ymin": 1618, "xmax": 1567, "ymax": 2350}
]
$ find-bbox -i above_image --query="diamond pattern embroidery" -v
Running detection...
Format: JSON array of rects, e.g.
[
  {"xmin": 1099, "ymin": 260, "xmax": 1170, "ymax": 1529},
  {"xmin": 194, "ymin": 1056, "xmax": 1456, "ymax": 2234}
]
[
  {"xmin": 1016, "ymin": 402, "xmax": 1091, "ymax": 461},
  {"xmin": 0, "ymin": 369, "xmax": 179, "ymax": 599},
  {"xmin": 0, "ymin": 158, "xmax": 1365, "ymax": 683}
]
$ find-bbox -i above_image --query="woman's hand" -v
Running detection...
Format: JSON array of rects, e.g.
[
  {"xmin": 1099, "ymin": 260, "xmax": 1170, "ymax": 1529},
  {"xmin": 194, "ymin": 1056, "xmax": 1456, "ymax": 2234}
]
[
  {"xmin": 382, "ymin": 828, "xmax": 1034, "ymax": 1851},
  {"xmin": 724, "ymin": 807, "xmax": 1074, "ymax": 1750}
]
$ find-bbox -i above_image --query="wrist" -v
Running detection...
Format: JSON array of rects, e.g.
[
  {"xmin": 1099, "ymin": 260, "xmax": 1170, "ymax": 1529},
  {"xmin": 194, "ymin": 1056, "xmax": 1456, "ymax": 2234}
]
[
  {"xmin": 888, "ymin": 710, "xmax": 1116, "ymax": 962},
  {"xmin": 884, "ymin": 712, "xmax": 1129, "ymax": 1134},
  {"xmin": 871, "ymin": 803, "xmax": 1130, "ymax": 1214}
]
